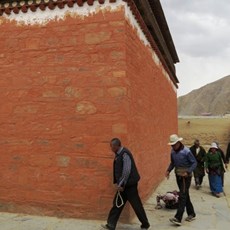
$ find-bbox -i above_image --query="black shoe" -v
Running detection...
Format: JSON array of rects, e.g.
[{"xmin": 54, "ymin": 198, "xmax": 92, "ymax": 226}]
[
  {"xmin": 141, "ymin": 223, "xmax": 150, "ymax": 229},
  {"xmin": 169, "ymin": 217, "xmax": 182, "ymax": 226},
  {"xmin": 185, "ymin": 214, "xmax": 196, "ymax": 222},
  {"xmin": 196, "ymin": 184, "xmax": 201, "ymax": 190},
  {"xmin": 101, "ymin": 224, "xmax": 114, "ymax": 230}
]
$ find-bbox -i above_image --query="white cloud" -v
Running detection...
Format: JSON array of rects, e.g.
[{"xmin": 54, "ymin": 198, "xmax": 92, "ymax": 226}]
[
  {"xmin": 161, "ymin": 0, "xmax": 230, "ymax": 96},
  {"xmin": 176, "ymin": 53, "xmax": 230, "ymax": 96}
]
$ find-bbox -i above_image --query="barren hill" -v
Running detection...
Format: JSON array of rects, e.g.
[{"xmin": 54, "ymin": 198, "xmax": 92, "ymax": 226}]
[{"xmin": 178, "ymin": 75, "xmax": 230, "ymax": 116}]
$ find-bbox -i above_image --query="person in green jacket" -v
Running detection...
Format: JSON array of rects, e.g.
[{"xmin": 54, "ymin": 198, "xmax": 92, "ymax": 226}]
[{"xmin": 205, "ymin": 143, "xmax": 224, "ymax": 198}]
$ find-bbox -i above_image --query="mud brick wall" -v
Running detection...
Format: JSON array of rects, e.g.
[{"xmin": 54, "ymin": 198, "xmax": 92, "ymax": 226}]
[
  {"xmin": 0, "ymin": 6, "xmax": 177, "ymax": 220},
  {"xmin": 125, "ymin": 20, "xmax": 178, "ymax": 204}
]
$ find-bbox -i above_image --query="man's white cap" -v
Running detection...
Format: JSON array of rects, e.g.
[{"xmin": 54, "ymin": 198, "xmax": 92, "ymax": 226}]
[
  {"xmin": 168, "ymin": 134, "xmax": 183, "ymax": 146},
  {"xmin": 210, "ymin": 142, "xmax": 218, "ymax": 149}
]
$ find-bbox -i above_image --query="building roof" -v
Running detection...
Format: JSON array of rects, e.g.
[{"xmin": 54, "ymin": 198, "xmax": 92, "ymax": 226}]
[
  {"xmin": 0, "ymin": 0, "xmax": 179, "ymax": 86},
  {"xmin": 132, "ymin": 0, "xmax": 179, "ymax": 85}
]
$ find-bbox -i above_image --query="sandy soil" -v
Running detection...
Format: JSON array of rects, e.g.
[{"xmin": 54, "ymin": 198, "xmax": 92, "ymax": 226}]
[{"xmin": 178, "ymin": 117, "xmax": 230, "ymax": 151}]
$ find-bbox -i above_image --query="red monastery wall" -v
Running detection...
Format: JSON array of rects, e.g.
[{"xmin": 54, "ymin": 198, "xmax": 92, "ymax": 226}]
[
  {"xmin": 0, "ymin": 1, "xmax": 178, "ymax": 220},
  {"xmin": 125, "ymin": 21, "xmax": 178, "ymax": 203}
]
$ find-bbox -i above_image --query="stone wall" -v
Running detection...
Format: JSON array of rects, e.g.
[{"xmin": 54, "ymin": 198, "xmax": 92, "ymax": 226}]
[{"xmin": 0, "ymin": 1, "xmax": 177, "ymax": 220}]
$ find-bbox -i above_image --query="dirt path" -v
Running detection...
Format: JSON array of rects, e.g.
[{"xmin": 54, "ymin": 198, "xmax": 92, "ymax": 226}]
[{"xmin": 0, "ymin": 172, "xmax": 229, "ymax": 230}]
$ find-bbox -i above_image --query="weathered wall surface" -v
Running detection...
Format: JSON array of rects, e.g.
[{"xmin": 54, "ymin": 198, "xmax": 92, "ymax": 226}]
[
  {"xmin": 0, "ymin": 2, "xmax": 178, "ymax": 220},
  {"xmin": 0, "ymin": 8, "xmax": 130, "ymax": 219},
  {"xmin": 125, "ymin": 20, "xmax": 178, "ymax": 203}
]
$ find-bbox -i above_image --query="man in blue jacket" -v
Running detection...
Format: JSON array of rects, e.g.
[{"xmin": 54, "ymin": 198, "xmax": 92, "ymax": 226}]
[{"xmin": 165, "ymin": 134, "xmax": 197, "ymax": 226}]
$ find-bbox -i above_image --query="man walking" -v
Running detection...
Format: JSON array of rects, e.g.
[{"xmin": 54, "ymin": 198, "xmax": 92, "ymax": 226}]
[
  {"xmin": 190, "ymin": 139, "xmax": 206, "ymax": 189},
  {"xmin": 102, "ymin": 138, "xmax": 150, "ymax": 230},
  {"xmin": 165, "ymin": 134, "xmax": 197, "ymax": 226}
]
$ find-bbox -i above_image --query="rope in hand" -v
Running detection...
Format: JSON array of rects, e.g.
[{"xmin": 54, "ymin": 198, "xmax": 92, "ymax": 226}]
[{"xmin": 116, "ymin": 191, "xmax": 124, "ymax": 208}]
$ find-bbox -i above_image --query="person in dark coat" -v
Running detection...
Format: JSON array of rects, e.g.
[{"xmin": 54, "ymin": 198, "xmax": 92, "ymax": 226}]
[
  {"xmin": 190, "ymin": 139, "xmax": 206, "ymax": 189},
  {"xmin": 226, "ymin": 142, "xmax": 230, "ymax": 163},
  {"xmin": 101, "ymin": 138, "xmax": 150, "ymax": 230}
]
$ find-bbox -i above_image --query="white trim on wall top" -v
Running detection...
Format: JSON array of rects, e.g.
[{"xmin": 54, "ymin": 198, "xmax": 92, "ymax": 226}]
[{"xmin": 1, "ymin": 0, "xmax": 177, "ymax": 92}]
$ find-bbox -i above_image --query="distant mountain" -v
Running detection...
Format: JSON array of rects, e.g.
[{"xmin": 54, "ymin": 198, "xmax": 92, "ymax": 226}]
[{"xmin": 178, "ymin": 76, "xmax": 230, "ymax": 116}]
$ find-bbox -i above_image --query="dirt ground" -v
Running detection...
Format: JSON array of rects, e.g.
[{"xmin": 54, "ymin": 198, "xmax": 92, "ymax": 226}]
[
  {"xmin": 1, "ymin": 171, "xmax": 229, "ymax": 230},
  {"xmin": 178, "ymin": 117, "xmax": 230, "ymax": 151}
]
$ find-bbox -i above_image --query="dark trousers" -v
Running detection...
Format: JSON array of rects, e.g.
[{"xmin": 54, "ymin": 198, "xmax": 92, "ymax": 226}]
[
  {"xmin": 175, "ymin": 176, "xmax": 195, "ymax": 222},
  {"xmin": 107, "ymin": 184, "xmax": 149, "ymax": 229},
  {"xmin": 195, "ymin": 175, "xmax": 204, "ymax": 185}
]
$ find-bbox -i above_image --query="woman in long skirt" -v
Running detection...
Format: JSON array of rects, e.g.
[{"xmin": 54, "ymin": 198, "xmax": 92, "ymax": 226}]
[{"xmin": 205, "ymin": 142, "xmax": 224, "ymax": 198}]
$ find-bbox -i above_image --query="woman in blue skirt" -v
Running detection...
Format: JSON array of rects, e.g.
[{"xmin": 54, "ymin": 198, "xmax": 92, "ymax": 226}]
[{"xmin": 205, "ymin": 143, "xmax": 224, "ymax": 197}]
